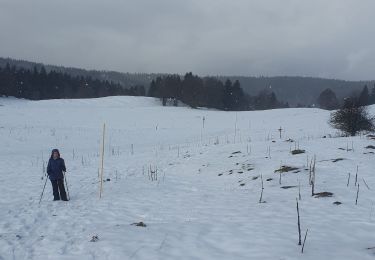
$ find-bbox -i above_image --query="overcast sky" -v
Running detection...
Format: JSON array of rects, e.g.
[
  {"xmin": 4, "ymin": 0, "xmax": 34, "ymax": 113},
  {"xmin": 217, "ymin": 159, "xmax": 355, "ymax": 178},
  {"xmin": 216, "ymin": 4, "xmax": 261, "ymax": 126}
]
[{"xmin": 1, "ymin": 0, "xmax": 375, "ymax": 80}]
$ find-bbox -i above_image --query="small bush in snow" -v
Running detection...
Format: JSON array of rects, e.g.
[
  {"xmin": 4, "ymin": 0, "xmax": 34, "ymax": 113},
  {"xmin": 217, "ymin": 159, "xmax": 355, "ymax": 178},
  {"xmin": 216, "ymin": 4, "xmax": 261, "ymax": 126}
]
[{"xmin": 329, "ymin": 98, "xmax": 374, "ymax": 136}]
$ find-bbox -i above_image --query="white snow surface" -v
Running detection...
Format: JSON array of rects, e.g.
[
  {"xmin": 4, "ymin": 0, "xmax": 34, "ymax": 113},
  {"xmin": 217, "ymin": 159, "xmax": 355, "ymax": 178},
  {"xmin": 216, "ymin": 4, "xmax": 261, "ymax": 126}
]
[{"xmin": 0, "ymin": 96, "xmax": 375, "ymax": 260}]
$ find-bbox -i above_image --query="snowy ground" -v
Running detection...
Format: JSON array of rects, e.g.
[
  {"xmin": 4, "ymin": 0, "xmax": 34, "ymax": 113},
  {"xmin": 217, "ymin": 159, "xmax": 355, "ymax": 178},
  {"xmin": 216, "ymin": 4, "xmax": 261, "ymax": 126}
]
[{"xmin": 0, "ymin": 96, "xmax": 375, "ymax": 260}]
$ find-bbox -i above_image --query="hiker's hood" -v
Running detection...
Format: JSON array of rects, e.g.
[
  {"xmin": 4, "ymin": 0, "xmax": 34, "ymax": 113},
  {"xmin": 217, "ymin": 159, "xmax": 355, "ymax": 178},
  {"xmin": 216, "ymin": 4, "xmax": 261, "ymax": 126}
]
[{"xmin": 50, "ymin": 149, "xmax": 60, "ymax": 159}]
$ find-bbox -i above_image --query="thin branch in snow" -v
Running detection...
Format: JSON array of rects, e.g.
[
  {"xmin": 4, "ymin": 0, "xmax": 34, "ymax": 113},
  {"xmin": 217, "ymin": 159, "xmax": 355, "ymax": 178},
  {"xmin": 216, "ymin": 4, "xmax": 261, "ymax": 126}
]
[
  {"xmin": 159, "ymin": 233, "xmax": 169, "ymax": 251},
  {"xmin": 301, "ymin": 229, "xmax": 309, "ymax": 253},
  {"xmin": 363, "ymin": 178, "xmax": 370, "ymax": 190}
]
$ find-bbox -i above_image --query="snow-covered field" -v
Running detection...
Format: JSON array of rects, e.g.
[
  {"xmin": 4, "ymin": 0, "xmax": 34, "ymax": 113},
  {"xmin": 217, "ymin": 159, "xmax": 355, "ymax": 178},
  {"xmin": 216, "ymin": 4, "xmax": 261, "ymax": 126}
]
[{"xmin": 0, "ymin": 96, "xmax": 375, "ymax": 260}]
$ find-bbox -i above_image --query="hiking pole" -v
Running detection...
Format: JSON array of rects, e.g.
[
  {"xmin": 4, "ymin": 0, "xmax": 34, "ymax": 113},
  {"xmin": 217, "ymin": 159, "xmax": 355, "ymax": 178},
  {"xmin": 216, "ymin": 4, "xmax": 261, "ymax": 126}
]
[
  {"xmin": 63, "ymin": 171, "xmax": 70, "ymax": 201},
  {"xmin": 39, "ymin": 176, "xmax": 48, "ymax": 205}
]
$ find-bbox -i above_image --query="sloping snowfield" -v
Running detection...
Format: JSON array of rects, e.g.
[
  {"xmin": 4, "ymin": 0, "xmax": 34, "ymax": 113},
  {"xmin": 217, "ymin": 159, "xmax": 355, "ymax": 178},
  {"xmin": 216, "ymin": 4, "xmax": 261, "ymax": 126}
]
[{"xmin": 0, "ymin": 96, "xmax": 375, "ymax": 260}]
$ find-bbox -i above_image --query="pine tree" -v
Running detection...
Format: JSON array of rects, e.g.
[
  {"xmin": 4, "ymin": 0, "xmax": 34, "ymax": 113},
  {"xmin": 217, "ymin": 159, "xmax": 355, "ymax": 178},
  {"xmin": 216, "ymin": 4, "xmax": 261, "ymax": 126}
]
[
  {"xmin": 148, "ymin": 80, "xmax": 157, "ymax": 97},
  {"xmin": 223, "ymin": 79, "xmax": 233, "ymax": 111},
  {"xmin": 358, "ymin": 85, "xmax": 370, "ymax": 106},
  {"xmin": 181, "ymin": 72, "xmax": 202, "ymax": 108},
  {"xmin": 370, "ymin": 85, "xmax": 375, "ymax": 105},
  {"xmin": 317, "ymin": 88, "xmax": 339, "ymax": 110},
  {"xmin": 232, "ymin": 80, "xmax": 246, "ymax": 110},
  {"xmin": 202, "ymin": 77, "xmax": 225, "ymax": 109},
  {"xmin": 269, "ymin": 92, "xmax": 278, "ymax": 109}
]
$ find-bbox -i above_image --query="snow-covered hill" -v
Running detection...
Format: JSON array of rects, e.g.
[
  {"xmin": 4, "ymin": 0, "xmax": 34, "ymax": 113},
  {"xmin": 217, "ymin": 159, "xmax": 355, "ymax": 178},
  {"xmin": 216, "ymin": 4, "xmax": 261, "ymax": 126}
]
[{"xmin": 0, "ymin": 96, "xmax": 375, "ymax": 260}]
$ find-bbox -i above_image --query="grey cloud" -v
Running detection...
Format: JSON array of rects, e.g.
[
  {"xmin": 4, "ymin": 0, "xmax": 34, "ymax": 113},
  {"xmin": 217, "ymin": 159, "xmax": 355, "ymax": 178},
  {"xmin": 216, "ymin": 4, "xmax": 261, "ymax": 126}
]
[{"xmin": 1, "ymin": 0, "xmax": 375, "ymax": 80}]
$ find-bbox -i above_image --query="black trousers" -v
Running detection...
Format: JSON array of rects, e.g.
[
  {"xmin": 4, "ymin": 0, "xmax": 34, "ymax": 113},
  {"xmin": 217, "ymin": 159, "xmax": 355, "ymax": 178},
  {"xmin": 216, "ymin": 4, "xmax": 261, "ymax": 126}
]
[{"xmin": 50, "ymin": 179, "xmax": 68, "ymax": 201}]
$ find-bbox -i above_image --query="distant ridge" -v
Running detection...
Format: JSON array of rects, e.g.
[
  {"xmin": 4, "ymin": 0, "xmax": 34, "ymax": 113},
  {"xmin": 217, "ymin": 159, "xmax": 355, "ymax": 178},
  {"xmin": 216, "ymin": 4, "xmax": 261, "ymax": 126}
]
[{"xmin": 218, "ymin": 75, "xmax": 374, "ymax": 106}]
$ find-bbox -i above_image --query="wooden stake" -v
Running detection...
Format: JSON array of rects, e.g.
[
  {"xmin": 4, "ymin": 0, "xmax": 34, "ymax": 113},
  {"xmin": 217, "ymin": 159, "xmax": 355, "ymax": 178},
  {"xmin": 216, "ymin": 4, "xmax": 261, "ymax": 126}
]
[
  {"xmin": 308, "ymin": 157, "xmax": 314, "ymax": 185},
  {"xmin": 347, "ymin": 173, "xmax": 351, "ymax": 187},
  {"xmin": 259, "ymin": 174, "xmax": 264, "ymax": 203},
  {"xmin": 306, "ymin": 155, "xmax": 309, "ymax": 168},
  {"xmin": 311, "ymin": 155, "xmax": 316, "ymax": 196},
  {"xmin": 356, "ymin": 183, "xmax": 360, "ymax": 205},
  {"xmin": 301, "ymin": 229, "xmax": 309, "ymax": 253},
  {"xmin": 99, "ymin": 123, "xmax": 106, "ymax": 199},
  {"xmin": 296, "ymin": 198, "xmax": 302, "ymax": 245}
]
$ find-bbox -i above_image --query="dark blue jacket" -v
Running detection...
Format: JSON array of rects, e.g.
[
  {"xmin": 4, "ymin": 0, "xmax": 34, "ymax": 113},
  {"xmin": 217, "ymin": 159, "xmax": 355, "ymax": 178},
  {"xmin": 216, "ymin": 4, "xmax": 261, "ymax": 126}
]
[{"xmin": 47, "ymin": 157, "xmax": 66, "ymax": 180}]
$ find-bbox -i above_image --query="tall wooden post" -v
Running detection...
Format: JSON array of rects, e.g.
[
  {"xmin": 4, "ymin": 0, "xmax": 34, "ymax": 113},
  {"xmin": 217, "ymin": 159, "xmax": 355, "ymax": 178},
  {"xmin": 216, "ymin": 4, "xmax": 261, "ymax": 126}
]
[{"xmin": 99, "ymin": 123, "xmax": 106, "ymax": 199}]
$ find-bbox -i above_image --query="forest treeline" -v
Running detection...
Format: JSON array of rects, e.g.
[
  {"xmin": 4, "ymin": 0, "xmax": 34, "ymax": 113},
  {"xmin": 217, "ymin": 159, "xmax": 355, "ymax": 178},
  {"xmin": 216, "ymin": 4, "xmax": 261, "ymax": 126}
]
[
  {"xmin": 0, "ymin": 63, "xmax": 287, "ymax": 111},
  {"xmin": 1, "ymin": 59, "xmax": 375, "ymax": 111},
  {"xmin": 148, "ymin": 73, "xmax": 288, "ymax": 110},
  {"xmin": 0, "ymin": 63, "xmax": 145, "ymax": 100},
  {"xmin": 317, "ymin": 85, "xmax": 375, "ymax": 110},
  {"xmin": 2, "ymin": 57, "xmax": 374, "ymax": 107}
]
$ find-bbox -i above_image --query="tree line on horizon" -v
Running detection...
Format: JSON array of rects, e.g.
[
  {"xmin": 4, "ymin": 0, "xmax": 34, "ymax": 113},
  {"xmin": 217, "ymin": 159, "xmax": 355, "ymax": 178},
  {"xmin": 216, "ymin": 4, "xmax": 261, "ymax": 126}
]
[
  {"xmin": 2, "ymin": 61, "xmax": 375, "ymax": 112},
  {"xmin": 0, "ymin": 63, "xmax": 145, "ymax": 100},
  {"xmin": 2, "ymin": 57, "xmax": 375, "ymax": 107},
  {"xmin": 0, "ymin": 62, "xmax": 288, "ymax": 111},
  {"xmin": 148, "ymin": 73, "xmax": 288, "ymax": 111}
]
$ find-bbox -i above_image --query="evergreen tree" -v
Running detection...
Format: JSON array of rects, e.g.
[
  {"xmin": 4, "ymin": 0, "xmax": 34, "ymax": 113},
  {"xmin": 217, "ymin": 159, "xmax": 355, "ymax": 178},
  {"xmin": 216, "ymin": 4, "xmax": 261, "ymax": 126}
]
[
  {"xmin": 223, "ymin": 79, "xmax": 233, "ymax": 111},
  {"xmin": 148, "ymin": 80, "xmax": 157, "ymax": 97},
  {"xmin": 222, "ymin": 79, "xmax": 247, "ymax": 110},
  {"xmin": 317, "ymin": 88, "xmax": 339, "ymax": 110},
  {"xmin": 181, "ymin": 72, "xmax": 203, "ymax": 108},
  {"xmin": 358, "ymin": 85, "xmax": 370, "ymax": 106},
  {"xmin": 269, "ymin": 92, "xmax": 278, "ymax": 109},
  {"xmin": 231, "ymin": 80, "xmax": 246, "ymax": 110},
  {"xmin": 370, "ymin": 85, "xmax": 375, "ymax": 105},
  {"xmin": 203, "ymin": 77, "xmax": 225, "ymax": 109},
  {"xmin": 164, "ymin": 75, "xmax": 181, "ymax": 99},
  {"xmin": 253, "ymin": 90, "xmax": 282, "ymax": 110}
]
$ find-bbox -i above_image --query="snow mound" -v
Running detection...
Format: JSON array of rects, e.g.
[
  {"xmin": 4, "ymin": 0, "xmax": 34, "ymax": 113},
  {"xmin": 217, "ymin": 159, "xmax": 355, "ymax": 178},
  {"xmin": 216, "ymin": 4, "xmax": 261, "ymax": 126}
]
[{"xmin": 0, "ymin": 96, "xmax": 375, "ymax": 260}]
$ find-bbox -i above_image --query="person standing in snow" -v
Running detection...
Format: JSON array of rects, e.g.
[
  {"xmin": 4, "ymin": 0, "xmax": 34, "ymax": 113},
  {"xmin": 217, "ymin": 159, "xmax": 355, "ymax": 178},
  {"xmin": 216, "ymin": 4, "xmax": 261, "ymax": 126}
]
[{"xmin": 47, "ymin": 149, "xmax": 68, "ymax": 201}]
